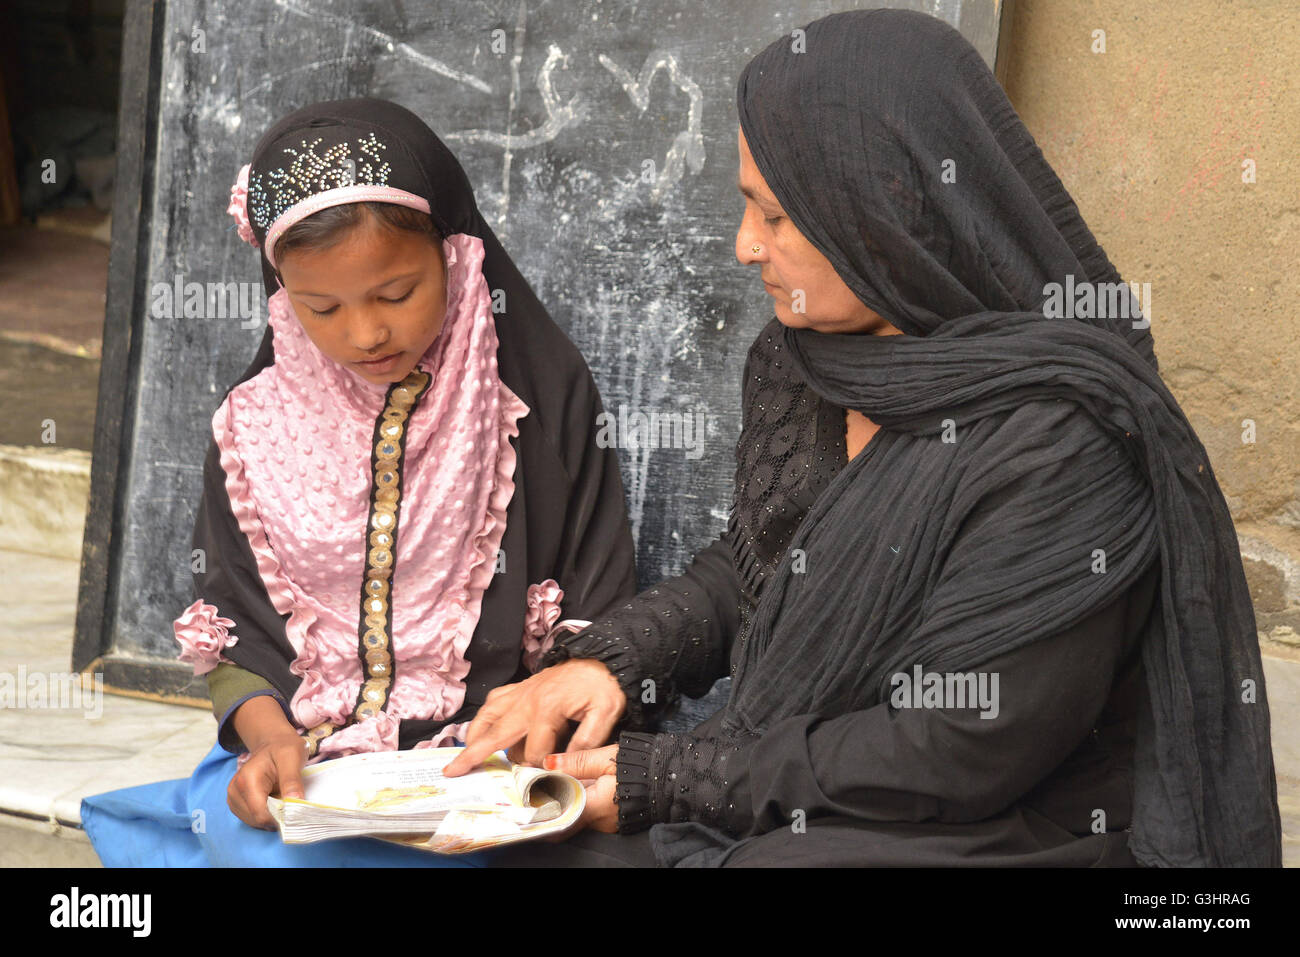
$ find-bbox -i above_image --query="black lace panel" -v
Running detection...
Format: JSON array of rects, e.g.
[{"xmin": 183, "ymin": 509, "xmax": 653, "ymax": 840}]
[{"xmin": 728, "ymin": 321, "xmax": 849, "ymax": 612}]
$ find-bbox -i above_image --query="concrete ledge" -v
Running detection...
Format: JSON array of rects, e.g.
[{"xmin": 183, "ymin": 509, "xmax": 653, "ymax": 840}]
[
  {"xmin": 0, "ymin": 444, "xmax": 90, "ymax": 560},
  {"xmin": 0, "ymin": 818, "xmax": 102, "ymax": 868}
]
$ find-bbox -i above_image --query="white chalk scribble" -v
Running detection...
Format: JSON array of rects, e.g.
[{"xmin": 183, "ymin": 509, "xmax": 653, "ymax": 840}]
[
  {"xmin": 446, "ymin": 45, "xmax": 587, "ymax": 151},
  {"xmin": 599, "ymin": 51, "xmax": 705, "ymax": 201},
  {"xmin": 272, "ymin": 0, "xmax": 493, "ymax": 94}
]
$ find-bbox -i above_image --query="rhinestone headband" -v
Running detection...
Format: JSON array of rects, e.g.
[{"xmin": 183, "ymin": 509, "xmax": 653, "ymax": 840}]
[
  {"xmin": 250, "ymin": 132, "xmax": 392, "ymax": 229},
  {"xmin": 229, "ymin": 130, "xmax": 430, "ymax": 268}
]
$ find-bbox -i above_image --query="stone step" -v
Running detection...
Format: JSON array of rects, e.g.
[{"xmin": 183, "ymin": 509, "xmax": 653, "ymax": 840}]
[{"xmin": 0, "ymin": 443, "xmax": 91, "ymax": 561}]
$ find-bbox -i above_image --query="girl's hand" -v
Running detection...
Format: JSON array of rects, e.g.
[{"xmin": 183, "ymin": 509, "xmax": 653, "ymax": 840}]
[
  {"xmin": 227, "ymin": 696, "xmax": 307, "ymax": 829},
  {"xmin": 544, "ymin": 744, "xmax": 619, "ymax": 834},
  {"xmin": 227, "ymin": 731, "xmax": 306, "ymax": 829}
]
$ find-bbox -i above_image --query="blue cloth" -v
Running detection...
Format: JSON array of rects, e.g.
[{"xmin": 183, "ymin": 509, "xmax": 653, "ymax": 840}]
[{"xmin": 81, "ymin": 742, "xmax": 492, "ymax": 867}]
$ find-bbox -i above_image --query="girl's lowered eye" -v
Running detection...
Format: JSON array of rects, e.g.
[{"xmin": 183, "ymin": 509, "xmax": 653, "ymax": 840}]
[
  {"xmin": 764, "ymin": 214, "xmax": 784, "ymax": 226},
  {"xmin": 381, "ymin": 287, "xmax": 416, "ymax": 304},
  {"xmin": 303, "ymin": 285, "xmax": 415, "ymax": 317}
]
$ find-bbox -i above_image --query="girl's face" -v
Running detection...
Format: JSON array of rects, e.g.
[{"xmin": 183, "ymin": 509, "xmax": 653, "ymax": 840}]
[
  {"xmin": 734, "ymin": 127, "xmax": 902, "ymax": 337},
  {"xmin": 278, "ymin": 213, "xmax": 448, "ymax": 385}
]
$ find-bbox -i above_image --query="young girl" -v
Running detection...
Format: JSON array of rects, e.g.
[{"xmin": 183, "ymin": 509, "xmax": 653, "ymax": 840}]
[{"xmin": 81, "ymin": 97, "xmax": 637, "ymax": 866}]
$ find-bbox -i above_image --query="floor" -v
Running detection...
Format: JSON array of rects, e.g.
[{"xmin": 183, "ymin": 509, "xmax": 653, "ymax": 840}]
[
  {"xmin": 0, "ymin": 220, "xmax": 109, "ymax": 358},
  {"xmin": 0, "ymin": 214, "xmax": 223, "ymax": 866},
  {"xmin": 0, "ymin": 223, "xmax": 105, "ymax": 452}
]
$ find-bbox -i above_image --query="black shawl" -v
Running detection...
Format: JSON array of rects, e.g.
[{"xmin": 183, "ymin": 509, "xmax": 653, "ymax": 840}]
[{"xmin": 724, "ymin": 9, "xmax": 1280, "ymax": 867}]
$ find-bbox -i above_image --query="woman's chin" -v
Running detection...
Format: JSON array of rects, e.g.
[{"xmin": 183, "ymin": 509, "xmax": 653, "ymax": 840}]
[
  {"xmin": 774, "ymin": 310, "xmax": 900, "ymax": 336},
  {"xmin": 774, "ymin": 309, "xmax": 835, "ymax": 333},
  {"xmin": 773, "ymin": 308, "xmax": 814, "ymax": 330}
]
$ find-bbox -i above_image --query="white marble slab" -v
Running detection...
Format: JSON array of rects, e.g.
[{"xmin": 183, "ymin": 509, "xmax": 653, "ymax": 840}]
[{"xmin": 0, "ymin": 548, "xmax": 216, "ymax": 834}]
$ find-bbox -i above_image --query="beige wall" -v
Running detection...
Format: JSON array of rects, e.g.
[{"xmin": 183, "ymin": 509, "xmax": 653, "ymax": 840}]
[{"xmin": 1001, "ymin": 0, "xmax": 1300, "ymax": 641}]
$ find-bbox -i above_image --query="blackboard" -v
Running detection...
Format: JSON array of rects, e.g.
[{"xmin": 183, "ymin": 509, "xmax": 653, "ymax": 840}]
[{"xmin": 74, "ymin": 0, "xmax": 1011, "ymax": 701}]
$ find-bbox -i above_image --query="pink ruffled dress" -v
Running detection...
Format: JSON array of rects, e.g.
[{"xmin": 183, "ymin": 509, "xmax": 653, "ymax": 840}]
[{"xmin": 173, "ymin": 233, "xmax": 589, "ymax": 761}]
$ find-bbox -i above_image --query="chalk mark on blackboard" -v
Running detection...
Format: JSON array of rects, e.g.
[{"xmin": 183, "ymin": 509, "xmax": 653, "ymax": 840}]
[
  {"xmin": 239, "ymin": 57, "xmax": 364, "ymax": 100},
  {"xmin": 445, "ymin": 47, "xmax": 586, "ymax": 151},
  {"xmin": 598, "ymin": 51, "xmax": 705, "ymax": 202},
  {"xmin": 447, "ymin": 41, "xmax": 587, "ymax": 234},
  {"xmin": 271, "ymin": 0, "xmax": 494, "ymax": 94},
  {"xmin": 500, "ymin": 1, "xmax": 528, "ymax": 238}
]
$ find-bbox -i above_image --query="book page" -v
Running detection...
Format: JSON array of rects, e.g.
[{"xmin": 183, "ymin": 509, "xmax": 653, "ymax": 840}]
[
  {"xmin": 420, "ymin": 764, "xmax": 586, "ymax": 853},
  {"xmin": 277, "ymin": 749, "xmax": 534, "ymax": 821},
  {"xmin": 268, "ymin": 747, "xmax": 585, "ymax": 852}
]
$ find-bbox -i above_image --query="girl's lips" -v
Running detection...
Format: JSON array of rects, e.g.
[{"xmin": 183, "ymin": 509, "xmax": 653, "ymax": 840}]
[{"xmin": 355, "ymin": 352, "xmax": 402, "ymax": 372}]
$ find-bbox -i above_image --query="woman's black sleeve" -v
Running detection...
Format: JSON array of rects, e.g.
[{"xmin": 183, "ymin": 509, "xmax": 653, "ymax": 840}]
[
  {"xmin": 541, "ymin": 535, "xmax": 746, "ymax": 730},
  {"xmin": 614, "ymin": 574, "xmax": 1142, "ymax": 835},
  {"xmin": 191, "ymin": 437, "xmax": 298, "ymax": 702}
]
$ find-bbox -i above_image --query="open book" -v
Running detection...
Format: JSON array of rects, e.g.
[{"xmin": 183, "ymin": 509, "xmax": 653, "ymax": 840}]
[{"xmin": 266, "ymin": 747, "xmax": 585, "ymax": 854}]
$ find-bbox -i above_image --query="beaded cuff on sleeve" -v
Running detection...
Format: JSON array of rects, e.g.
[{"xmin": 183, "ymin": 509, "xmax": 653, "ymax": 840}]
[{"xmin": 615, "ymin": 730, "xmax": 759, "ymax": 836}]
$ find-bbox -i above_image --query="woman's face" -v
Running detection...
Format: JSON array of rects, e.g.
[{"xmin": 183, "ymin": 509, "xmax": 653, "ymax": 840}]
[
  {"xmin": 278, "ymin": 214, "xmax": 448, "ymax": 385},
  {"xmin": 735, "ymin": 128, "xmax": 901, "ymax": 336}
]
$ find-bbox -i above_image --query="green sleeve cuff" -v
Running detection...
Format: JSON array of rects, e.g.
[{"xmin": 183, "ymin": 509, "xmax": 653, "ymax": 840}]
[
  {"xmin": 206, "ymin": 663, "xmax": 287, "ymax": 752},
  {"xmin": 206, "ymin": 662, "xmax": 276, "ymax": 720}
]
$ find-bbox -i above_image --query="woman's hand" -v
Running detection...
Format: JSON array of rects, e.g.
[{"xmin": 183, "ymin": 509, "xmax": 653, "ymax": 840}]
[
  {"xmin": 226, "ymin": 695, "xmax": 306, "ymax": 829},
  {"xmin": 443, "ymin": 659, "xmax": 626, "ymax": 776},
  {"xmin": 545, "ymin": 744, "xmax": 620, "ymax": 834}
]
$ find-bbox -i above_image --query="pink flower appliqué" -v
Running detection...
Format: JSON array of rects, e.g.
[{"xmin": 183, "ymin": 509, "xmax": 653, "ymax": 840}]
[
  {"xmin": 174, "ymin": 599, "xmax": 239, "ymax": 676},
  {"xmin": 227, "ymin": 163, "xmax": 259, "ymax": 248},
  {"xmin": 522, "ymin": 580, "xmax": 565, "ymax": 672}
]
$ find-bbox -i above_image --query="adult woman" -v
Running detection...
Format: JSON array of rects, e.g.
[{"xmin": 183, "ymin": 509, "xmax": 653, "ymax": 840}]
[
  {"xmin": 449, "ymin": 9, "xmax": 1281, "ymax": 867},
  {"xmin": 81, "ymin": 98, "xmax": 637, "ymax": 866}
]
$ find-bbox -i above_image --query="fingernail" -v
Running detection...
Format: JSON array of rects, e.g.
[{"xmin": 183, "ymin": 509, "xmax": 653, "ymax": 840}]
[{"xmin": 543, "ymin": 755, "xmax": 557, "ymax": 770}]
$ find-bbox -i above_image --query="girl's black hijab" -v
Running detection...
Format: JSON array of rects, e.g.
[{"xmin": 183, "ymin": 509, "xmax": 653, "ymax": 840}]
[
  {"xmin": 232, "ymin": 97, "xmax": 554, "ymax": 397},
  {"xmin": 725, "ymin": 8, "xmax": 1279, "ymax": 867}
]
